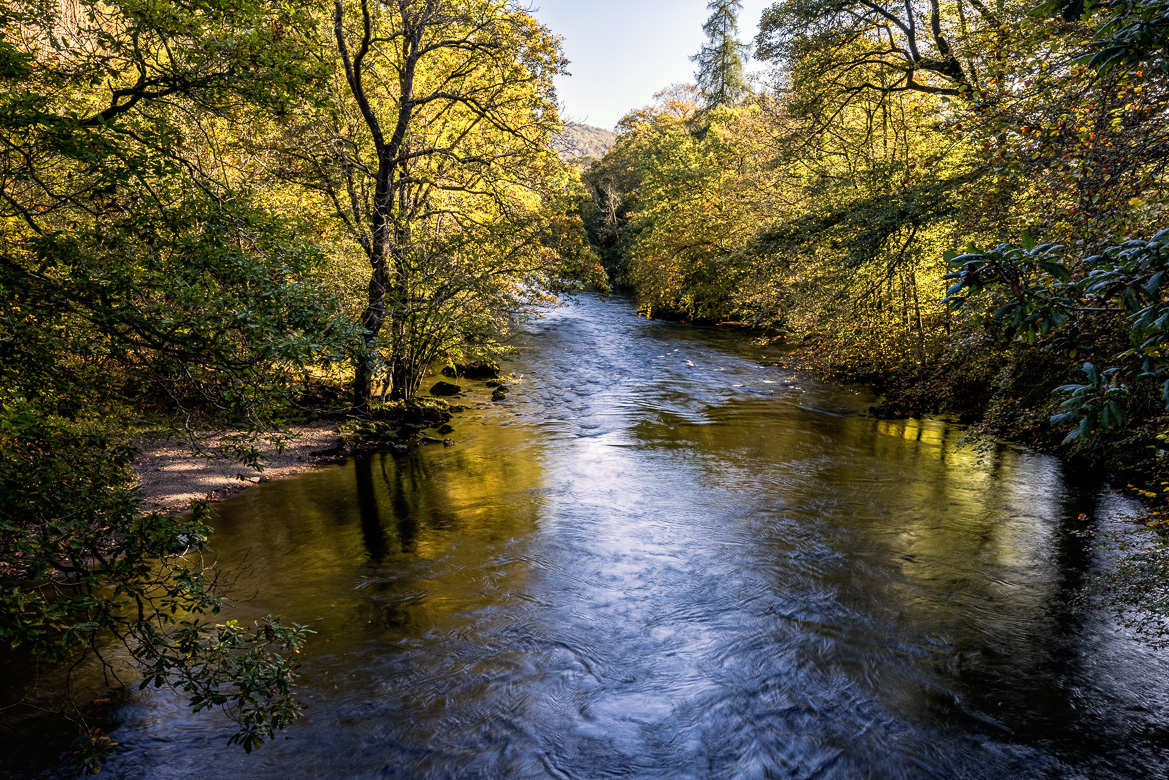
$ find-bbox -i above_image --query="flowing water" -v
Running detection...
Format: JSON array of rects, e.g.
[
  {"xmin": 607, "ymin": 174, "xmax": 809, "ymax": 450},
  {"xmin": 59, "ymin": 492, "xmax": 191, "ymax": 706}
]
[{"xmin": 5, "ymin": 294, "xmax": 1169, "ymax": 779}]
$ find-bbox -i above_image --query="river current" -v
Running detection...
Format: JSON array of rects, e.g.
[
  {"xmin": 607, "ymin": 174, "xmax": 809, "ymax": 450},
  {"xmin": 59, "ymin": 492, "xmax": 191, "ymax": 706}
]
[{"xmin": 6, "ymin": 294, "xmax": 1169, "ymax": 778}]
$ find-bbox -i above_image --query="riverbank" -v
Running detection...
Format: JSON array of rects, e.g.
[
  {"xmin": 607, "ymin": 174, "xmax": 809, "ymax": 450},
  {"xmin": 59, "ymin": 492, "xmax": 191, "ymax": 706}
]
[
  {"xmin": 131, "ymin": 394, "xmax": 464, "ymax": 514},
  {"xmin": 133, "ymin": 421, "xmax": 345, "ymax": 515}
]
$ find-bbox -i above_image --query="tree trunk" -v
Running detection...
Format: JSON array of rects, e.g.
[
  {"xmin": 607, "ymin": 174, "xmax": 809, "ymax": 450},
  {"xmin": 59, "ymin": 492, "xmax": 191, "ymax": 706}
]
[
  {"xmin": 907, "ymin": 268, "xmax": 926, "ymax": 362},
  {"xmin": 352, "ymin": 208, "xmax": 391, "ymax": 410}
]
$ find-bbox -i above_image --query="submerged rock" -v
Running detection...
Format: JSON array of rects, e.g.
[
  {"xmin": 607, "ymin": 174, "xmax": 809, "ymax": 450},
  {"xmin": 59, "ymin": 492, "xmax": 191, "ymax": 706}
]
[{"xmin": 430, "ymin": 381, "xmax": 462, "ymax": 397}]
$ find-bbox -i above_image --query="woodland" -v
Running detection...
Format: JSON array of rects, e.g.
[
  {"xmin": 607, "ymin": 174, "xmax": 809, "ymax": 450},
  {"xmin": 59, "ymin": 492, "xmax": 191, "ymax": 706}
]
[
  {"xmin": 2, "ymin": 0, "xmax": 1169, "ymax": 772},
  {"xmin": 583, "ymin": 0, "xmax": 1169, "ymax": 516}
]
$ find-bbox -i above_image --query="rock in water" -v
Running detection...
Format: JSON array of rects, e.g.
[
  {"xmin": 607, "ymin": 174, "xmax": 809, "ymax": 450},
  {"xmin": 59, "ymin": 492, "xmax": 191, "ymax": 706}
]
[
  {"xmin": 441, "ymin": 361, "xmax": 501, "ymax": 380},
  {"xmin": 462, "ymin": 362, "xmax": 501, "ymax": 380},
  {"xmin": 430, "ymin": 381, "xmax": 462, "ymax": 396}
]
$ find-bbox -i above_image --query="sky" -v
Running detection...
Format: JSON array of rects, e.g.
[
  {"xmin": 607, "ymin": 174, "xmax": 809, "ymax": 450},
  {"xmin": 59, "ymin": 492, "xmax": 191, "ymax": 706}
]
[{"xmin": 529, "ymin": 0, "xmax": 774, "ymax": 131}]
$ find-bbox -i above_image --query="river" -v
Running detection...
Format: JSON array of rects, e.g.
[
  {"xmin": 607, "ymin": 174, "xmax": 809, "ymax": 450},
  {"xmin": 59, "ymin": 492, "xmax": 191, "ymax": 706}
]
[{"xmin": 6, "ymin": 294, "xmax": 1169, "ymax": 778}]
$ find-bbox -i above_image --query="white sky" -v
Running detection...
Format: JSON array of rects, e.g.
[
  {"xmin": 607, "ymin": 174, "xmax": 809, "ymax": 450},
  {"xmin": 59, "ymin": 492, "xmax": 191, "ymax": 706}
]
[{"xmin": 530, "ymin": 0, "xmax": 774, "ymax": 131}]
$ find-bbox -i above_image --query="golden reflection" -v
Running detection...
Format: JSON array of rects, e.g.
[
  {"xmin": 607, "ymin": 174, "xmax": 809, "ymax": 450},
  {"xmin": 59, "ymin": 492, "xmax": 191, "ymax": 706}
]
[
  {"xmin": 204, "ymin": 414, "xmax": 550, "ymax": 650},
  {"xmin": 631, "ymin": 397, "xmax": 1075, "ymax": 677}
]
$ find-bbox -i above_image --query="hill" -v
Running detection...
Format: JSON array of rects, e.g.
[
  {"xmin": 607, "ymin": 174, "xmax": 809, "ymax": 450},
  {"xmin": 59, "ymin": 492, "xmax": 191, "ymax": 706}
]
[{"xmin": 552, "ymin": 123, "xmax": 617, "ymax": 165}]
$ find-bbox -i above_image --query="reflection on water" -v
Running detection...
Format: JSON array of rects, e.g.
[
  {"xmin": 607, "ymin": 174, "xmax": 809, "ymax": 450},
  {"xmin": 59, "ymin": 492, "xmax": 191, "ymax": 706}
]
[{"xmin": 4, "ymin": 295, "xmax": 1169, "ymax": 779}]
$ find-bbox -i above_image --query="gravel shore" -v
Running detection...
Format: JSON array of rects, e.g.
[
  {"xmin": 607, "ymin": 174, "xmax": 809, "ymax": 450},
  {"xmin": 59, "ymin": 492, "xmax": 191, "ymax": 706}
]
[{"xmin": 133, "ymin": 421, "xmax": 344, "ymax": 515}]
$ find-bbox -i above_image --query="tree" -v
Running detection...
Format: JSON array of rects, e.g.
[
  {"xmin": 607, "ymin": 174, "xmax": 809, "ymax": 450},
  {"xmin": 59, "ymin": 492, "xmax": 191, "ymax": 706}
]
[
  {"xmin": 278, "ymin": 0, "xmax": 587, "ymax": 408},
  {"xmin": 618, "ymin": 102, "xmax": 781, "ymax": 321},
  {"xmin": 693, "ymin": 0, "xmax": 753, "ymax": 108},
  {"xmin": 756, "ymin": 0, "xmax": 989, "ymax": 123},
  {"xmin": 581, "ymin": 85, "xmax": 704, "ymax": 283},
  {"xmin": 1, "ymin": 0, "xmax": 346, "ymax": 769}
]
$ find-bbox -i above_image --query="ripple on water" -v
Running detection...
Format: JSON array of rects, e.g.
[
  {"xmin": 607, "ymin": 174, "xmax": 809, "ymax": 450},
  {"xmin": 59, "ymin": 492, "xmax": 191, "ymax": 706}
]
[{"xmin": 6, "ymin": 294, "xmax": 1169, "ymax": 779}]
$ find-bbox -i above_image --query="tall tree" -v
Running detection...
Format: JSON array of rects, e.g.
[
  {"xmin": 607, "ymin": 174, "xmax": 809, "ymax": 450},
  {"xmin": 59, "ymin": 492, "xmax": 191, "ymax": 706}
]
[
  {"xmin": 692, "ymin": 0, "xmax": 752, "ymax": 108},
  {"xmin": 282, "ymin": 0, "xmax": 582, "ymax": 408}
]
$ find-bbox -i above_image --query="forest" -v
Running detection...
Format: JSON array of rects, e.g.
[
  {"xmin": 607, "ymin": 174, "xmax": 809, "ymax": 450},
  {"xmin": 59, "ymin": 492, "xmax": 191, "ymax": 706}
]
[
  {"xmin": 2, "ymin": 0, "xmax": 1169, "ymax": 773},
  {"xmin": 583, "ymin": 0, "xmax": 1169, "ymax": 510}
]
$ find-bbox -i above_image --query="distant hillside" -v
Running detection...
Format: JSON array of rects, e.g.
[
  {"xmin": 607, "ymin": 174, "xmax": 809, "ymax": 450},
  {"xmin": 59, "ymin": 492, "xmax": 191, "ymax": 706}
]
[{"xmin": 552, "ymin": 123, "xmax": 617, "ymax": 165}]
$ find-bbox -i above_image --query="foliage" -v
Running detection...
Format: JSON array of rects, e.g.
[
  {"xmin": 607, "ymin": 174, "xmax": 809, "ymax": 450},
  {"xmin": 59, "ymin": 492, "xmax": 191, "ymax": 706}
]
[
  {"xmin": 1, "ymin": 0, "xmax": 353, "ymax": 422},
  {"xmin": 943, "ymin": 229, "xmax": 1169, "ymax": 442},
  {"xmin": 612, "ymin": 103, "xmax": 757, "ymax": 319},
  {"xmin": 585, "ymin": 75, "xmax": 967, "ymax": 374},
  {"xmin": 585, "ymin": 0, "xmax": 1168, "ymax": 462},
  {"xmin": 272, "ymin": 0, "xmax": 597, "ymax": 407},
  {"xmin": 756, "ymin": 0, "xmax": 982, "ymax": 113},
  {"xmin": 578, "ymin": 87, "xmax": 706, "ymax": 282},
  {"xmin": 1033, "ymin": 0, "xmax": 1169, "ymax": 71},
  {"xmin": 1, "ymin": 0, "xmax": 598, "ymax": 760},
  {"xmin": 0, "ymin": 0, "xmax": 351, "ymax": 768},
  {"xmin": 0, "ymin": 403, "xmax": 312, "ymax": 772}
]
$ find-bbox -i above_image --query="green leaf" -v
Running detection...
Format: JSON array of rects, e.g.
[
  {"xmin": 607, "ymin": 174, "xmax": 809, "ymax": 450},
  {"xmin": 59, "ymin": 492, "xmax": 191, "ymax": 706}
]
[
  {"xmin": 1039, "ymin": 261, "xmax": 1073, "ymax": 282},
  {"xmin": 1144, "ymin": 271, "xmax": 1165, "ymax": 296}
]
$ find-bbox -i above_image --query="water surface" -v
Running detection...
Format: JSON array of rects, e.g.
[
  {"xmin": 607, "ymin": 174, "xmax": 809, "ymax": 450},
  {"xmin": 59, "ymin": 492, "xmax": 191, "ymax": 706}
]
[{"xmin": 7, "ymin": 295, "xmax": 1169, "ymax": 778}]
